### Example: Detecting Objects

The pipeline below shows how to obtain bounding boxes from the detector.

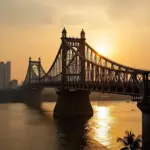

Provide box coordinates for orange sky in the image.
[1,0,150,83]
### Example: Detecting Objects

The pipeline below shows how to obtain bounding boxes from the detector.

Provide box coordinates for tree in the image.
[117,130,142,150]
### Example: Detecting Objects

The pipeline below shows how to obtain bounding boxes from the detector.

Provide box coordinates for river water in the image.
[0,101,141,150]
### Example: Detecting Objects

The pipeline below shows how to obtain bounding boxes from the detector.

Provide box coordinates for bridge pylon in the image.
[60,28,67,91]
[79,29,86,85]
[38,57,41,80]
[28,57,32,83]
[53,28,93,117]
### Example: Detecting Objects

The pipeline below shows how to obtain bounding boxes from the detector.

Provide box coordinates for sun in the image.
[93,36,112,56]
[94,42,112,56]
[96,45,107,55]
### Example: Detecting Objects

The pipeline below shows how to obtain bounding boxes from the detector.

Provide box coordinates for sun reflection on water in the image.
[90,106,115,148]
[97,107,109,119]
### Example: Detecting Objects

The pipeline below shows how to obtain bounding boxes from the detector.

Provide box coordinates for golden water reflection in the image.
[89,106,115,148]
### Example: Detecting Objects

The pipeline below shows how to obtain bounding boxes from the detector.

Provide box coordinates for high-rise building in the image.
[0,61,11,88]
[0,62,5,88]
[5,62,11,86]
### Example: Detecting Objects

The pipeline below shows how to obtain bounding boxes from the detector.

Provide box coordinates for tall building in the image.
[5,62,11,86]
[0,61,11,88]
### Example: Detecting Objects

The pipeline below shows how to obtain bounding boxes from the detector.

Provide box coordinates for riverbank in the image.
[0,89,131,103]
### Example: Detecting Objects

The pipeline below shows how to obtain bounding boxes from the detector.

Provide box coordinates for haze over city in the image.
[1,0,150,83]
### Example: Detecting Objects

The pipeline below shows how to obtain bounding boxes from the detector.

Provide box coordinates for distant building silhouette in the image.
[8,79,18,89]
[0,61,11,88]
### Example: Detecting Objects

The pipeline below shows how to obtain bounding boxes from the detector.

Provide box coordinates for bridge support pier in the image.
[54,90,93,117]
[137,101,150,150]
[21,88,43,110]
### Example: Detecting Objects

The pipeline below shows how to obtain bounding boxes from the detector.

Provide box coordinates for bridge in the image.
[21,28,150,149]
[22,28,150,114]
[23,28,150,94]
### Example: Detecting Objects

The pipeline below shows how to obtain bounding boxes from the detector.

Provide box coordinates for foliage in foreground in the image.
[117,130,142,150]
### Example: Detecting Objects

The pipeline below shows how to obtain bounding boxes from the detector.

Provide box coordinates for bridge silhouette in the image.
[23,28,150,98]
[20,28,150,149]
[21,28,150,115]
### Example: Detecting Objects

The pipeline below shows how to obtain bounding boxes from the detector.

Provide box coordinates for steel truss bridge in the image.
[23,28,150,102]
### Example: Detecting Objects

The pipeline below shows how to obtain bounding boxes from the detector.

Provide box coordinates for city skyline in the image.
[1,0,150,83]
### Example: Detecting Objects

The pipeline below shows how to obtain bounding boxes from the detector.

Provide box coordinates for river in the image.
[0,101,141,150]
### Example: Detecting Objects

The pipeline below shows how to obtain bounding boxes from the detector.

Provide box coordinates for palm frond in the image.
[135,135,142,141]
[118,131,142,149]
[133,135,142,148]
[123,130,135,145]
[117,137,128,146]
[125,130,135,137]
[125,130,130,136]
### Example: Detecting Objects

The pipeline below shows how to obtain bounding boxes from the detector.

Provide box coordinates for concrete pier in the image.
[54,90,93,117]
[21,87,43,110]
[137,101,150,150]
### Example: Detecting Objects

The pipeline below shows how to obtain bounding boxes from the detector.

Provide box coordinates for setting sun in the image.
[92,35,113,57]
[95,45,108,56]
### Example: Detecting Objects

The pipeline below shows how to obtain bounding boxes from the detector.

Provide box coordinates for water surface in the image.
[0,101,141,150]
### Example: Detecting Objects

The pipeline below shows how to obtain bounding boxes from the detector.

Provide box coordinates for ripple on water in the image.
[0,101,141,150]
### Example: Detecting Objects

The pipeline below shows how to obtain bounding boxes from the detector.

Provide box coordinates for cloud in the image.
[1,0,150,29]
[59,0,150,29]
[0,0,54,26]
[59,12,112,30]
[105,0,135,21]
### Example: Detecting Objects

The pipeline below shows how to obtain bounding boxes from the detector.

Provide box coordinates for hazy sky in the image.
[1,0,150,82]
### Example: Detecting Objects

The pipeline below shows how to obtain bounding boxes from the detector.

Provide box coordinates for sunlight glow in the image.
[93,35,113,56]
[95,45,108,56]
[97,106,109,119]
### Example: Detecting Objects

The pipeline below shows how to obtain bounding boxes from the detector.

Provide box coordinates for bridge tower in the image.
[61,28,67,90]
[28,57,32,83]
[38,57,41,81]
[53,28,93,117]
[79,29,86,85]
